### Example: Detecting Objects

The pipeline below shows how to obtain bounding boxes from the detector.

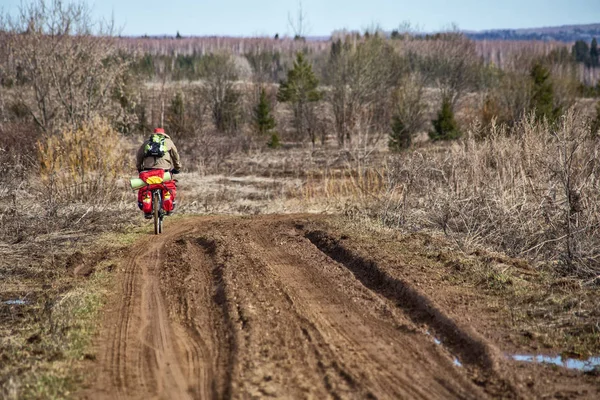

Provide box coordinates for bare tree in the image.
[325,35,400,147]
[389,72,426,150]
[422,34,480,108]
[200,53,242,134]
[288,0,310,40]
[1,0,131,132]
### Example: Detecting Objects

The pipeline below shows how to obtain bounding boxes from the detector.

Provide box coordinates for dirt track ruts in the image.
[86,215,523,399]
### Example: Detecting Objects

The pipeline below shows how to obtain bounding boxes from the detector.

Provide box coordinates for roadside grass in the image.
[0,225,146,400]
[18,270,109,400]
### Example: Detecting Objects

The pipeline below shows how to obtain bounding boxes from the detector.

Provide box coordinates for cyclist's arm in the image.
[136,145,145,171]
[169,142,182,171]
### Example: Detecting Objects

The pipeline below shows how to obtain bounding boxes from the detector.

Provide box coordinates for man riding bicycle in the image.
[136,128,182,219]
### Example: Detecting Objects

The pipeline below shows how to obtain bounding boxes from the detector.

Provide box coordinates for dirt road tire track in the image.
[86,215,525,399]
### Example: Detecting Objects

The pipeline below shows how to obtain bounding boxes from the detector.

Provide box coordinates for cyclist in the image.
[136,128,182,218]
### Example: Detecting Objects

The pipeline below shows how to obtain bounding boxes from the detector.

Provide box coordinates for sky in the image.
[0,0,599,37]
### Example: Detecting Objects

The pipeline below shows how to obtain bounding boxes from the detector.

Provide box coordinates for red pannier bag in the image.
[137,170,177,213]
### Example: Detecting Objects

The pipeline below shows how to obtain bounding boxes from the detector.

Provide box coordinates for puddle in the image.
[426,331,462,367]
[3,299,28,305]
[426,331,442,345]
[509,354,600,372]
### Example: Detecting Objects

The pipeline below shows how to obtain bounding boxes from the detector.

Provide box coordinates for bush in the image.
[389,115,410,150]
[253,87,276,137]
[267,132,281,149]
[530,63,560,123]
[429,97,461,141]
[2,0,131,132]
[37,117,130,205]
[278,52,322,144]
[378,109,600,278]
[200,53,243,134]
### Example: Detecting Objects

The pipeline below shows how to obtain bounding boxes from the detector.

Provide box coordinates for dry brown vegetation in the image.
[373,111,599,279]
[0,0,600,397]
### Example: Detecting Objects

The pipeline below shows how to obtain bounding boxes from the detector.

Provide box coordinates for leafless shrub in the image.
[389,72,427,149]
[374,109,600,278]
[423,34,481,108]
[36,117,130,208]
[182,132,252,174]
[0,120,41,211]
[478,67,534,129]
[199,53,243,134]
[325,35,400,147]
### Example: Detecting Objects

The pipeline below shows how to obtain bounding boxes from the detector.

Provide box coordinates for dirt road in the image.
[86,215,535,399]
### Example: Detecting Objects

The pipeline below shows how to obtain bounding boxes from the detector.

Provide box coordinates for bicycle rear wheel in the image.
[153,191,161,235]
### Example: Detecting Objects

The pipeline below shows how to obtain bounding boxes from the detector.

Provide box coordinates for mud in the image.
[84,215,600,399]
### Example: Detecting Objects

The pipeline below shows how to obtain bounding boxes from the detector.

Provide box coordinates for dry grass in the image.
[301,166,387,201]
[0,227,143,399]
[352,109,600,280]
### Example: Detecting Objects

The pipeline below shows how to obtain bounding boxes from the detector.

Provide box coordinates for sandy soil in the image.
[83,215,599,399]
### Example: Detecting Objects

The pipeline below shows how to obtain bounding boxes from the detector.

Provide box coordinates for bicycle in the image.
[131,170,177,235]
[150,186,165,235]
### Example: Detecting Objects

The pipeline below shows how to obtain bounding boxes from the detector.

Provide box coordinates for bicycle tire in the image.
[153,191,160,235]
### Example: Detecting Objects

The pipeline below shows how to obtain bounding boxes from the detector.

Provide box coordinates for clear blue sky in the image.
[1,0,599,36]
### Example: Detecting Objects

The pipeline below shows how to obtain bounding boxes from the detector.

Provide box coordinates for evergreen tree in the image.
[277,52,322,143]
[267,133,281,148]
[429,97,461,141]
[572,40,591,65]
[389,115,411,150]
[591,38,599,68]
[530,63,559,122]
[176,31,182,39]
[253,87,276,136]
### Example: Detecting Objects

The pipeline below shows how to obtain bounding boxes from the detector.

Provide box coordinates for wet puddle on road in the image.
[426,330,463,367]
[3,299,28,305]
[508,354,600,372]
[425,331,600,372]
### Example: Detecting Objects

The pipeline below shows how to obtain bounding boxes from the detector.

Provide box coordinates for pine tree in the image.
[591,38,599,68]
[429,97,461,141]
[572,40,591,65]
[267,133,281,148]
[530,63,559,122]
[277,52,322,143]
[253,87,276,136]
[389,115,411,150]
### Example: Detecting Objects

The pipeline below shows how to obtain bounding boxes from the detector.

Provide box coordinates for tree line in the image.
[572,38,599,68]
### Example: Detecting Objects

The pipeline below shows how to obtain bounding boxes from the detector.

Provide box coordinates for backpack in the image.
[144,134,167,158]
